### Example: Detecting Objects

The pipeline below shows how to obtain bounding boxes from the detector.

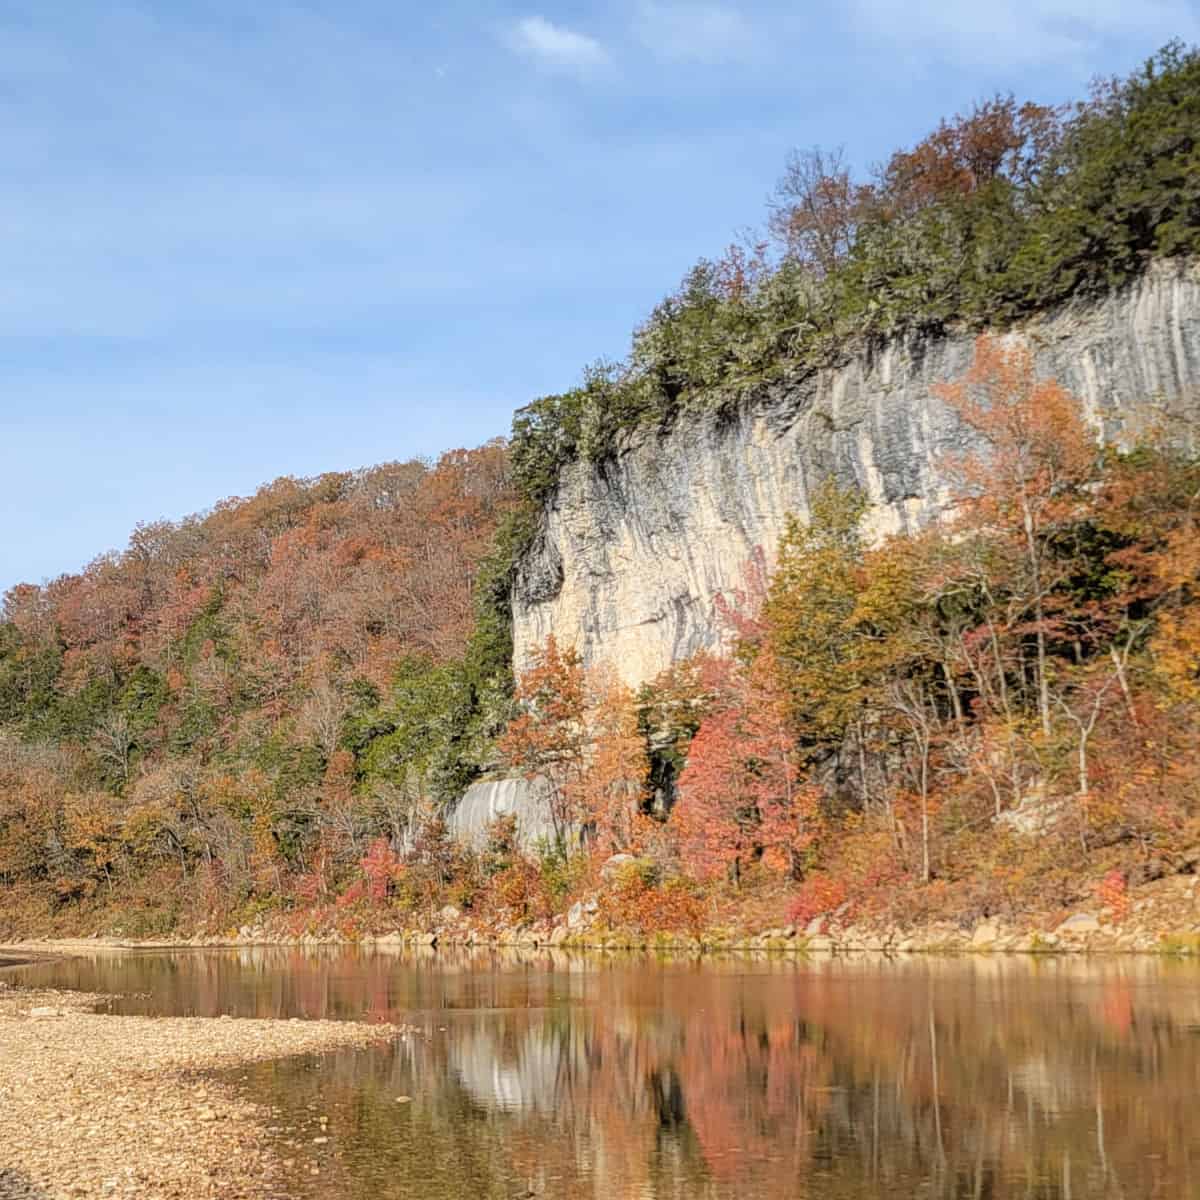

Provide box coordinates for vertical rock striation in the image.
[513,262,1200,688]
[447,776,561,850]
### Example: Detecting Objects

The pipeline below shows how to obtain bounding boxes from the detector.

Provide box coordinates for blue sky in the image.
[2,0,1196,594]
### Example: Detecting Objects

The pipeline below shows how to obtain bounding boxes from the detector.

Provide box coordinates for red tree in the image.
[672,650,816,884]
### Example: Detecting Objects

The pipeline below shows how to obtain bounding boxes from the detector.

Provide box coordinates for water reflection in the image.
[16,949,1200,1199]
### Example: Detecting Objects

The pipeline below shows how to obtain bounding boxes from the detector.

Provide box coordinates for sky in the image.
[1,0,1197,594]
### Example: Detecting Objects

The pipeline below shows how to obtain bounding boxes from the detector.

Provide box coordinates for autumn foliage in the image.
[492,337,1200,934]
[0,444,517,933]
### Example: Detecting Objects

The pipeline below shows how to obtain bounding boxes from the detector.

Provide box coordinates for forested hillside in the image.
[1,44,1198,940]
[0,445,516,931]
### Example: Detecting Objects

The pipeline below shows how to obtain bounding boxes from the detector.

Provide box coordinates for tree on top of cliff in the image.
[508,42,1199,502]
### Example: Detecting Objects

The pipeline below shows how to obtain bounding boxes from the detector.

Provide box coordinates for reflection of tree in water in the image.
[428,958,1200,1199]
[37,950,1200,1198]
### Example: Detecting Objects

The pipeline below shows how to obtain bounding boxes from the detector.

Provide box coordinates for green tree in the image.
[763,481,868,754]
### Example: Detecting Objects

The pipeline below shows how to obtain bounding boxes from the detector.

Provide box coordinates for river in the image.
[11,948,1200,1198]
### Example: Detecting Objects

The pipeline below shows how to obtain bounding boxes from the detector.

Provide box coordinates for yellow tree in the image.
[763,480,868,759]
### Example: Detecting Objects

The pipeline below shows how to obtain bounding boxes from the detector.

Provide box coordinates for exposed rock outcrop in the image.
[513,261,1200,687]
[447,776,560,850]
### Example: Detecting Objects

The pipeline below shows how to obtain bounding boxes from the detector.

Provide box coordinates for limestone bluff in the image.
[511,260,1200,689]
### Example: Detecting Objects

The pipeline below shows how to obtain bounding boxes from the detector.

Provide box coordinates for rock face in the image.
[446,776,561,850]
[513,261,1200,687]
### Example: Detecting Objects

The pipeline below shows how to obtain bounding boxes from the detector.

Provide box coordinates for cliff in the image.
[512,261,1200,687]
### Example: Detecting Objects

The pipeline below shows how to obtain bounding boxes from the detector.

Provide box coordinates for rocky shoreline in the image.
[0,973,405,1200]
[6,870,1199,961]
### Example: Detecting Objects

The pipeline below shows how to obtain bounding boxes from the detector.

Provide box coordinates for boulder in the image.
[971,921,1000,948]
[1057,912,1101,934]
[446,776,566,851]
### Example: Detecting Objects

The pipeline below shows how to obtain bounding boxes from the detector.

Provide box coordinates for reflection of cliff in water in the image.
[452,1022,581,1114]
[428,957,1200,1199]
[15,950,1200,1198]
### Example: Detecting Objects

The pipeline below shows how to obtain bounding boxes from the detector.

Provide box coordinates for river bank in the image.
[4,867,1200,960]
[0,971,404,1200]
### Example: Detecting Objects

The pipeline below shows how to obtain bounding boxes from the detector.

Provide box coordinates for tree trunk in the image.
[1022,493,1052,738]
[920,740,931,885]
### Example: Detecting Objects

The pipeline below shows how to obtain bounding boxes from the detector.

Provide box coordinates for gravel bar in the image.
[0,982,403,1199]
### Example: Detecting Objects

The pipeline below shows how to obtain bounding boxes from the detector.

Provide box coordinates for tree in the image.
[849,535,947,878]
[936,335,1096,738]
[299,674,349,760]
[92,711,134,787]
[499,636,588,848]
[763,481,868,757]
[673,649,815,884]
[877,96,1060,215]
[768,146,874,274]
[359,836,404,903]
[583,671,650,855]
[1052,627,1142,802]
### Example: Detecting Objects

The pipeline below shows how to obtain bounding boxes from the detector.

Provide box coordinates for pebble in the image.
[0,983,406,1199]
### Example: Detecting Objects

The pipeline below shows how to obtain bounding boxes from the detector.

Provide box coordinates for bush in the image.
[787,874,849,927]
[597,872,705,935]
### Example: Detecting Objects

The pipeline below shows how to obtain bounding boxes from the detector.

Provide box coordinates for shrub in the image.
[597,873,706,936]
[787,875,849,927]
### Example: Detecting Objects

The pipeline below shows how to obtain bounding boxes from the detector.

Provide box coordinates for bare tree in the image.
[888,679,936,883]
[768,146,870,275]
[1054,625,1145,801]
[300,677,349,760]
[93,712,134,785]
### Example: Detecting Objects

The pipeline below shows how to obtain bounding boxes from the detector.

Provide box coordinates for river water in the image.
[12,948,1200,1198]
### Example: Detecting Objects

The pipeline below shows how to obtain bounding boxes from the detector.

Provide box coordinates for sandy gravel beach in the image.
[0,973,401,1200]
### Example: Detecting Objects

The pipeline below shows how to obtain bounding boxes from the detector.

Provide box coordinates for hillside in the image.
[2,43,1199,943]
[0,446,516,931]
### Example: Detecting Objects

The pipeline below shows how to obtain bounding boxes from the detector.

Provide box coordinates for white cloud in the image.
[633,2,756,63]
[846,0,1199,68]
[505,15,609,72]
